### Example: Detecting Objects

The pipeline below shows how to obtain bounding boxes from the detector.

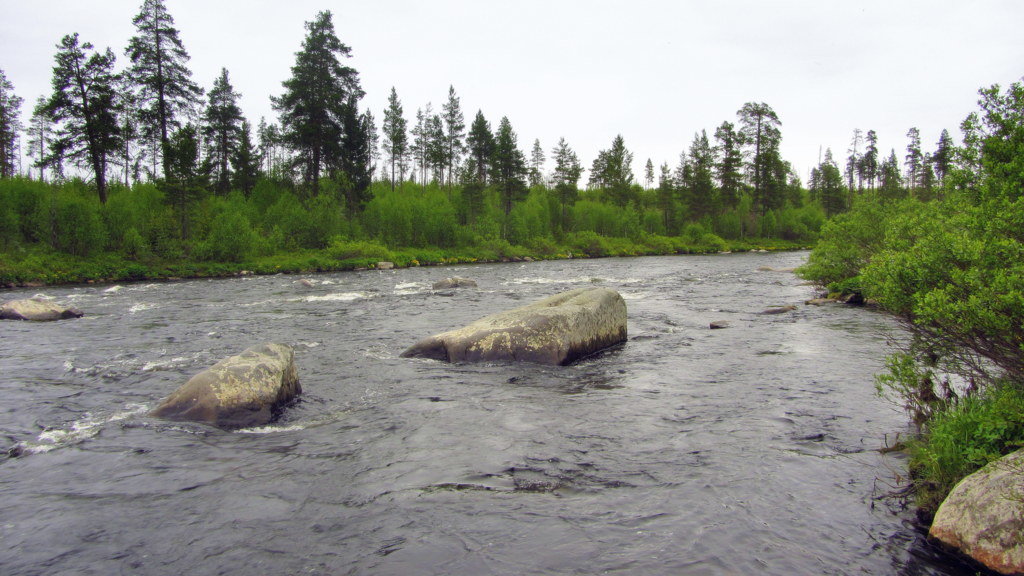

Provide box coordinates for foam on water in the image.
[298,292,371,303]
[14,404,150,455]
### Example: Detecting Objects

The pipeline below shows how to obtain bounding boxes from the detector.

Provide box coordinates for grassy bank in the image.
[0,236,808,289]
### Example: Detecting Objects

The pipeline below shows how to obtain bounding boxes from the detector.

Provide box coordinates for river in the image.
[0,251,982,575]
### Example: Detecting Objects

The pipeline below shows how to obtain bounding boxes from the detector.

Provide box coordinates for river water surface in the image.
[0,252,981,575]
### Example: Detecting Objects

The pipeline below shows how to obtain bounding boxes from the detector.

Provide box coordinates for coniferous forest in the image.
[0,2,914,286]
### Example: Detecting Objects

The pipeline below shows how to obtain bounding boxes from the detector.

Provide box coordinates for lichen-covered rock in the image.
[151,343,300,429]
[432,277,478,290]
[930,449,1024,575]
[1,298,83,321]
[402,287,627,365]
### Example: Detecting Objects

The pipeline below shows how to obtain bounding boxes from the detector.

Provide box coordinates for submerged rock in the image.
[402,287,627,365]
[709,321,731,329]
[805,298,838,306]
[758,305,797,315]
[930,449,1024,575]
[432,277,478,290]
[0,298,83,321]
[151,343,300,429]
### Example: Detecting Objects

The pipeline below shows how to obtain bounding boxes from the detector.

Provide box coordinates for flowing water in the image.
[0,252,982,575]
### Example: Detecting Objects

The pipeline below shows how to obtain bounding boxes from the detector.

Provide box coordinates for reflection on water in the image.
[0,252,980,575]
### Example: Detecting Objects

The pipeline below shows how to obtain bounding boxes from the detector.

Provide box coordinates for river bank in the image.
[0,237,809,289]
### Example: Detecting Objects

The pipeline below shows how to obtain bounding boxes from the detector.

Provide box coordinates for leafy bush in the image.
[908,382,1024,512]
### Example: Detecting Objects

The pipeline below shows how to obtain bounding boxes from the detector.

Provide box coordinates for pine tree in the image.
[466,110,494,184]
[644,158,654,189]
[381,87,408,189]
[26,97,52,181]
[125,0,204,180]
[491,116,527,217]
[231,120,259,194]
[0,68,23,179]
[426,112,445,184]
[713,120,744,209]
[409,104,431,187]
[202,68,244,194]
[529,138,545,187]
[441,85,465,188]
[845,128,863,193]
[737,102,782,216]
[271,10,362,195]
[45,34,121,203]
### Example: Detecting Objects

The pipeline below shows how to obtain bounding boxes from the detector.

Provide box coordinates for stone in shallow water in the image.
[0,298,83,321]
[151,343,300,429]
[402,287,627,366]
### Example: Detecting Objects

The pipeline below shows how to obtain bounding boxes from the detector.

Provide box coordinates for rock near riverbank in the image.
[0,297,83,321]
[402,287,627,365]
[930,448,1024,575]
[151,343,301,429]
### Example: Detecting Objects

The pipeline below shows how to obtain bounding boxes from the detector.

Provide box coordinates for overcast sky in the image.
[3,0,1023,182]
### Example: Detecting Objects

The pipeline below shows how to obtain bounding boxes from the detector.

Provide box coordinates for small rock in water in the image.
[432,277,477,290]
[298,279,314,288]
[709,321,731,329]
[758,305,797,315]
[377,261,395,270]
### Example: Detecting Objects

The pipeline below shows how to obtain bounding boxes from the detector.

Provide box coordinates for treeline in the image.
[808,126,957,217]
[799,79,1024,514]
[0,0,826,282]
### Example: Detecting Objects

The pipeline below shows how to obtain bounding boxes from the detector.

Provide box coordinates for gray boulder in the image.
[930,449,1024,575]
[402,287,627,365]
[709,320,731,329]
[432,277,478,290]
[1,297,83,321]
[151,343,300,429]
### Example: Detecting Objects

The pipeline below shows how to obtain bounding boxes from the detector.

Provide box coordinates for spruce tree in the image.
[686,130,716,220]
[231,120,259,194]
[644,158,654,189]
[441,85,465,188]
[593,135,635,206]
[529,138,545,187]
[125,0,204,180]
[466,110,494,184]
[860,130,879,189]
[713,121,744,209]
[932,128,954,186]
[382,87,408,189]
[905,127,923,190]
[551,137,582,229]
[491,116,527,217]
[0,68,23,179]
[203,68,244,194]
[272,10,363,195]
[45,34,121,203]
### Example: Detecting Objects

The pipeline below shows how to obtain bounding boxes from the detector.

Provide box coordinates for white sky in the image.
[2,0,1023,183]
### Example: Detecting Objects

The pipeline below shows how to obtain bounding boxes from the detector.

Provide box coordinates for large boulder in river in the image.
[151,343,300,429]
[402,287,627,365]
[929,448,1024,575]
[432,277,477,290]
[1,297,83,321]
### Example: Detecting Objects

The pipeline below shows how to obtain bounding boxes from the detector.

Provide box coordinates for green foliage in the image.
[907,382,1024,512]
[797,195,894,289]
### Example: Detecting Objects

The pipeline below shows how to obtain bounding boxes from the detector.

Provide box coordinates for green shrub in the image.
[908,382,1024,513]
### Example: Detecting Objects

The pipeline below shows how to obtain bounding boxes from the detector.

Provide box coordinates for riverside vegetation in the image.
[799,79,1024,518]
